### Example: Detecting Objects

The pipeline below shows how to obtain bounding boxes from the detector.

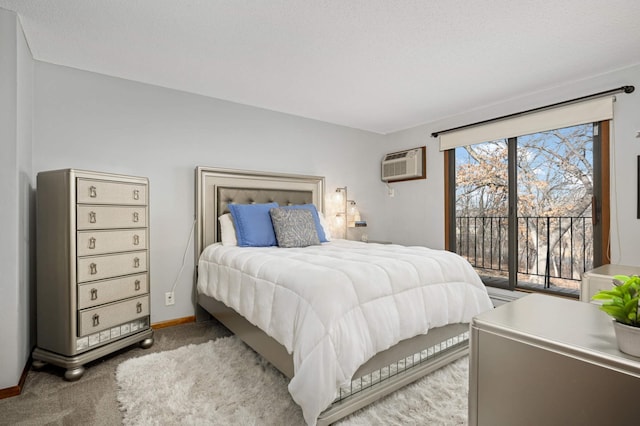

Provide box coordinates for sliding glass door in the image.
[449,122,608,296]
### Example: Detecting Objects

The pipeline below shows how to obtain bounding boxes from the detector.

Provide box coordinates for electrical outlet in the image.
[165,291,175,306]
[388,187,395,197]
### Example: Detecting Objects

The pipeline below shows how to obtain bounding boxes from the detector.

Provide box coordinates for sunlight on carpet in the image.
[116,336,468,425]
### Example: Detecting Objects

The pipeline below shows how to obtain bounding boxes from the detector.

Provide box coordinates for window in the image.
[444,120,610,296]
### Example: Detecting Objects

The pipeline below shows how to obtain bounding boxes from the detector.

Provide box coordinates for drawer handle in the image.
[134,279,141,291]
[89,186,97,198]
[90,288,98,300]
[133,212,139,223]
[89,237,96,250]
[133,189,140,200]
[133,257,140,268]
[92,314,100,327]
[133,234,140,245]
[90,263,98,275]
[89,211,97,224]
[136,302,143,314]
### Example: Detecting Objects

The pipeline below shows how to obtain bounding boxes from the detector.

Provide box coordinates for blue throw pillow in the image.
[282,204,328,242]
[228,202,279,247]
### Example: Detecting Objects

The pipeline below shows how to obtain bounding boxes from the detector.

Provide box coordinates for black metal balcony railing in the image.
[456,216,593,291]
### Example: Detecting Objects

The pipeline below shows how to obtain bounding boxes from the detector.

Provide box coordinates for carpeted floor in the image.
[0,320,231,425]
[2,320,469,425]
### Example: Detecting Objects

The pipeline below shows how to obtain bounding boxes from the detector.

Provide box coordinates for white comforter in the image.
[197,240,492,425]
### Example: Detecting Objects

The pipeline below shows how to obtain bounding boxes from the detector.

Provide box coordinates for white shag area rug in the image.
[116,336,468,425]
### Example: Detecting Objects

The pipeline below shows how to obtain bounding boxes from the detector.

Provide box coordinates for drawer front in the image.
[77,251,148,283]
[77,229,147,256]
[77,206,147,230]
[78,273,149,309]
[77,179,147,205]
[78,295,149,336]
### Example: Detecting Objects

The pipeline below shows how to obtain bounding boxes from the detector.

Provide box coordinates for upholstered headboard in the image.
[216,187,313,217]
[195,166,325,257]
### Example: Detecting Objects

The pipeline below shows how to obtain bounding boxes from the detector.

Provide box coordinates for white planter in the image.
[612,320,640,358]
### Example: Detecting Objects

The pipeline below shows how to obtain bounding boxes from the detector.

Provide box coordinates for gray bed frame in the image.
[194,166,469,425]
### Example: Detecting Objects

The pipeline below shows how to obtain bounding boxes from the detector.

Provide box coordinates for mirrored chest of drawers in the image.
[33,169,154,380]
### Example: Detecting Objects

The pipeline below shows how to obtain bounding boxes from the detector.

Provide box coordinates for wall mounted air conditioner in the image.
[381,146,426,182]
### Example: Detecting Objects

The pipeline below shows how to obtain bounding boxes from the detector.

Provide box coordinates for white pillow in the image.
[317,211,332,241]
[218,213,237,246]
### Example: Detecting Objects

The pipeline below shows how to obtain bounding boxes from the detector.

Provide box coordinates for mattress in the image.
[197,239,493,425]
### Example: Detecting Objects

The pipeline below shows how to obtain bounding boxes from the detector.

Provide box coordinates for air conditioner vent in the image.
[385,152,408,161]
[381,147,425,182]
[383,160,407,178]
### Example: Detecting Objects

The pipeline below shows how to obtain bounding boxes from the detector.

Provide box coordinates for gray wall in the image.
[0,8,34,390]
[381,64,640,267]
[32,61,389,328]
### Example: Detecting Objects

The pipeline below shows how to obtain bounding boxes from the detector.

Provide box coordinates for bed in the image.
[194,166,493,425]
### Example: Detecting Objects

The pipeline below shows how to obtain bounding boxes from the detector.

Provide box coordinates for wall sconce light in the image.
[331,187,366,240]
[347,200,360,228]
[334,187,347,239]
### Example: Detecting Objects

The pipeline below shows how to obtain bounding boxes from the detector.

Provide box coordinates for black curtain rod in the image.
[431,85,635,138]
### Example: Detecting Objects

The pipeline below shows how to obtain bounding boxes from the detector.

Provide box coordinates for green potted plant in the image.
[592,274,640,357]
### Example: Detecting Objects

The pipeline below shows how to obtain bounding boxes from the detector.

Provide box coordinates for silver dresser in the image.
[33,169,153,380]
[469,294,640,425]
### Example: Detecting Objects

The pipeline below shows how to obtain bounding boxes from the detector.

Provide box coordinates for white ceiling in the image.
[2,0,639,134]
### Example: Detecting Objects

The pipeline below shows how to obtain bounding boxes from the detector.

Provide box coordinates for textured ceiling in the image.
[1,0,639,134]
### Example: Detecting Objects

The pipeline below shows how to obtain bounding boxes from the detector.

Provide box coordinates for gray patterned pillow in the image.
[269,208,320,248]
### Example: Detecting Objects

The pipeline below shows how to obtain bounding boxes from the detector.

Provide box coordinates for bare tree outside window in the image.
[455,124,594,294]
